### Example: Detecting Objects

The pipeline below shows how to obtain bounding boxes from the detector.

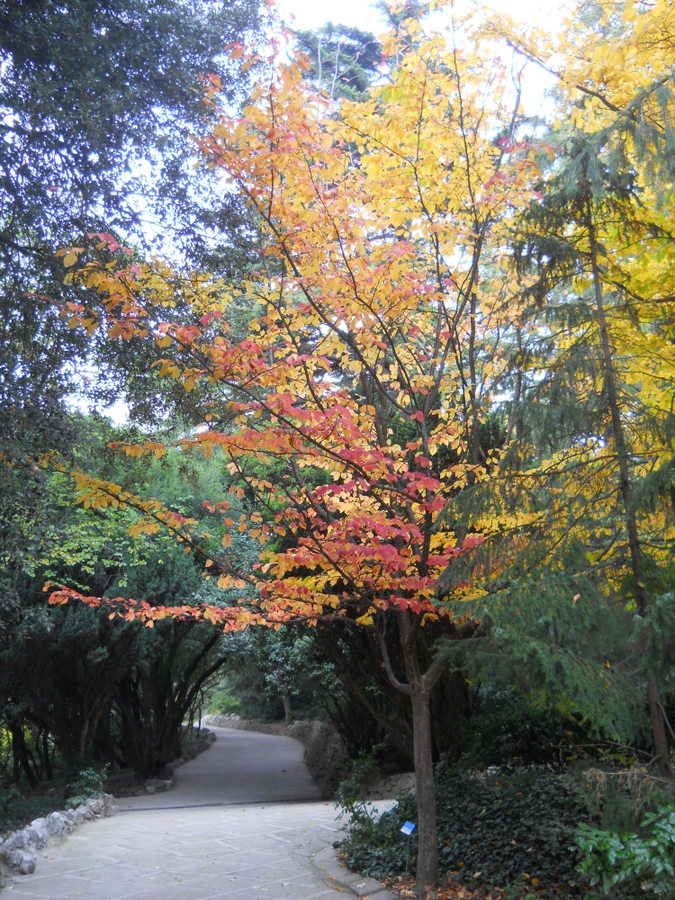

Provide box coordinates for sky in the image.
[273,0,572,113]
[272,0,573,119]
[275,0,389,34]
[274,0,572,35]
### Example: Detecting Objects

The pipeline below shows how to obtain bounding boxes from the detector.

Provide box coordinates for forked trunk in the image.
[378,611,446,897]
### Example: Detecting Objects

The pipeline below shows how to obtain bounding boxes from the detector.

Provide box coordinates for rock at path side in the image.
[0,793,118,888]
[144,778,174,795]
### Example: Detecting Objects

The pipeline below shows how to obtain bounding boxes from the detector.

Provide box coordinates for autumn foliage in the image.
[52,11,543,636]
[44,1,674,894]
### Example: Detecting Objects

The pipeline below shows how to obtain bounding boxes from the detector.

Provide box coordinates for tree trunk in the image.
[587,209,672,780]
[10,723,39,788]
[396,612,440,899]
[409,681,439,899]
[377,610,465,897]
[647,672,672,780]
[40,730,54,781]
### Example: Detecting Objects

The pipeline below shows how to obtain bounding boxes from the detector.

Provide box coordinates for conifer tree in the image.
[511,138,673,777]
[480,0,674,781]
[504,0,675,770]
[294,23,382,100]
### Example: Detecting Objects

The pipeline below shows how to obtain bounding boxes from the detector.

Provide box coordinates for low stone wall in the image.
[107,727,218,797]
[204,714,288,737]
[204,715,350,798]
[0,727,217,886]
[0,794,117,888]
[289,720,352,797]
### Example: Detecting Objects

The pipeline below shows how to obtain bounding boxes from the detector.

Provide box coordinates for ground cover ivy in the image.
[340,767,594,897]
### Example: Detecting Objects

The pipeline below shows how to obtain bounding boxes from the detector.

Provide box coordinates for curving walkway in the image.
[4,727,395,899]
[117,726,323,810]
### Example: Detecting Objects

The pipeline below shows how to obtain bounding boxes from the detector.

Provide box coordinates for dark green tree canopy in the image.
[0,0,261,237]
[294,23,381,100]
[0,0,263,442]
[0,0,263,639]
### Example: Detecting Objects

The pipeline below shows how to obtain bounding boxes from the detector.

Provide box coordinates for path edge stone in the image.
[0,794,117,888]
[0,727,216,888]
[311,845,398,899]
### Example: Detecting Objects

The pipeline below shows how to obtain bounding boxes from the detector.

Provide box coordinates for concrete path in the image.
[4,727,395,899]
[117,726,323,810]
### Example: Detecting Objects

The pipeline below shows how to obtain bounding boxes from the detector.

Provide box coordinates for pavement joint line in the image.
[118,797,336,812]
[4,727,398,899]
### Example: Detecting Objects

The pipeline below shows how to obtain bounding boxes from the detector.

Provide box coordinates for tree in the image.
[0,414,243,781]
[493,0,674,779]
[294,23,382,100]
[0,0,262,253]
[508,145,673,777]
[0,0,263,457]
[48,9,545,895]
[43,2,673,895]
[0,0,264,666]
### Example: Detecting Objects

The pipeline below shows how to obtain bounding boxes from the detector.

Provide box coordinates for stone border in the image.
[0,722,407,897]
[0,727,217,887]
[204,719,400,899]
[311,845,398,899]
[0,794,117,887]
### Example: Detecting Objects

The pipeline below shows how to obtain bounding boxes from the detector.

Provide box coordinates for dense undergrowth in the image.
[340,766,588,897]
[0,766,108,838]
[338,761,675,899]
[0,726,210,838]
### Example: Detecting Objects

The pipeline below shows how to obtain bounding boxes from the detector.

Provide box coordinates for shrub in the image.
[336,745,382,815]
[435,767,590,895]
[0,786,60,837]
[64,767,107,809]
[207,683,242,716]
[340,765,593,896]
[578,765,672,834]
[462,688,587,768]
[340,790,418,879]
[575,803,675,897]
[0,793,59,837]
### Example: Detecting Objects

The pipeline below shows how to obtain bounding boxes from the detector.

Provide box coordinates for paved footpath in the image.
[4,727,395,899]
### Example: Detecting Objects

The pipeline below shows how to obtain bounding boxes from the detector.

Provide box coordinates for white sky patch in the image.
[273,0,573,116]
[274,0,388,33]
[274,0,573,34]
